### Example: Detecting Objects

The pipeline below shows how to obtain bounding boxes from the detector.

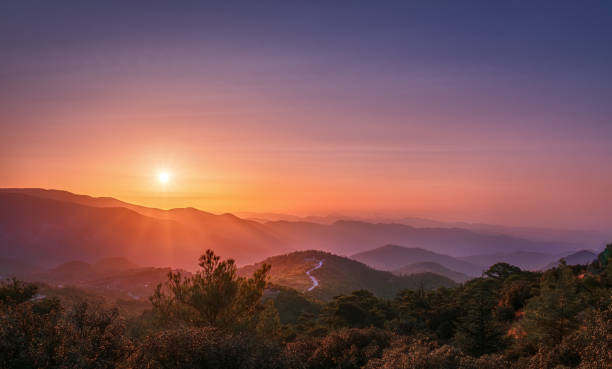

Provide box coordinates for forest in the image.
[1,246,611,369]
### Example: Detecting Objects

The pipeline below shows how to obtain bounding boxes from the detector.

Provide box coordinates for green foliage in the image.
[285,327,392,369]
[150,249,270,329]
[256,300,282,338]
[454,279,506,356]
[320,290,394,329]
[265,285,321,325]
[0,284,130,369]
[576,303,612,369]
[58,302,132,368]
[128,327,285,369]
[0,296,63,368]
[364,336,508,369]
[4,243,612,368]
[519,263,583,346]
[596,243,612,267]
[0,277,38,305]
[393,287,459,338]
[484,262,523,280]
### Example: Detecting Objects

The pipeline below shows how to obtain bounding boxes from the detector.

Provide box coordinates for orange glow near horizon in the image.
[2,128,610,231]
[1,117,611,232]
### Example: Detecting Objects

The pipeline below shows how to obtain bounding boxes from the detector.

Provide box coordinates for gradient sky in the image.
[1,1,611,230]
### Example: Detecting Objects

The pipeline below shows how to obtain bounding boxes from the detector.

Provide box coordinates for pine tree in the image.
[255,300,281,338]
[519,263,583,346]
[454,280,505,356]
[150,249,270,329]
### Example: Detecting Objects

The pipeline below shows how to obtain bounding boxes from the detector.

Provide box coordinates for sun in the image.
[158,171,170,183]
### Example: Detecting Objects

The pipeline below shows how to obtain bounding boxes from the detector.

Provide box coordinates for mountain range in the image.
[0,188,595,272]
[352,245,485,276]
[238,212,609,246]
[0,189,286,269]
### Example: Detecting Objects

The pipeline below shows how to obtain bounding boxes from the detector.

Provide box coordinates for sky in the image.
[1,1,611,230]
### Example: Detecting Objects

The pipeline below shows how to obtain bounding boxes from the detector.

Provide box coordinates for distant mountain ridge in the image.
[265,219,574,257]
[0,190,288,268]
[0,188,584,272]
[459,250,600,271]
[351,245,486,276]
[543,250,598,270]
[239,211,609,246]
[460,251,562,271]
[392,262,471,283]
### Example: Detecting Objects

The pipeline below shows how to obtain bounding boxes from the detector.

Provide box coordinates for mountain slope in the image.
[0,192,285,269]
[94,257,140,273]
[351,245,485,276]
[25,258,184,300]
[543,250,598,270]
[238,250,455,301]
[392,262,471,283]
[0,188,284,259]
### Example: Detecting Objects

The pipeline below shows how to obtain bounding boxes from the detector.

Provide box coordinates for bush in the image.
[286,327,392,369]
[365,336,508,369]
[128,327,285,369]
[0,297,130,369]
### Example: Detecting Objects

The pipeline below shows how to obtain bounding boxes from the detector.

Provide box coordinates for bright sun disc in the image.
[158,172,170,183]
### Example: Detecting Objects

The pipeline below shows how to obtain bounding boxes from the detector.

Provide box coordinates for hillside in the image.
[352,245,485,276]
[238,250,455,301]
[543,250,598,270]
[25,258,183,301]
[392,262,471,283]
[0,192,286,268]
[0,189,281,246]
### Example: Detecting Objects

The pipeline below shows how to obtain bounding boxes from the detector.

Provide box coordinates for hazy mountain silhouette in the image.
[543,250,598,270]
[265,220,573,257]
[351,245,485,276]
[0,188,583,272]
[459,251,561,271]
[93,257,140,273]
[0,192,286,269]
[0,188,283,255]
[459,249,600,271]
[240,210,607,247]
[392,262,471,283]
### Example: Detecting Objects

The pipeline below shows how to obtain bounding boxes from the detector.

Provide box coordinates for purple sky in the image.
[1,1,611,230]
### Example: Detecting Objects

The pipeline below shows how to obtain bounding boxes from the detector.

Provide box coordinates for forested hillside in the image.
[1,245,611,368]
[238,250,455,301]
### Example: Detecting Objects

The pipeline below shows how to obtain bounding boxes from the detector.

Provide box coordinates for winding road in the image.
[306,259,324,291]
